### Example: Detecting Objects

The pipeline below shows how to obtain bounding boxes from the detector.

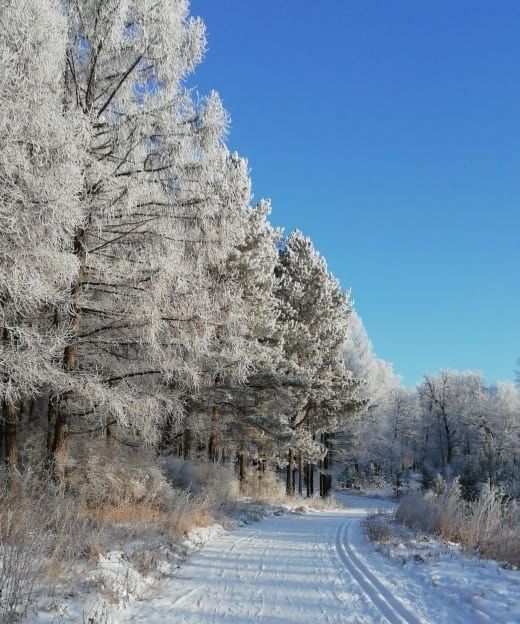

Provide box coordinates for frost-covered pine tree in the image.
[44,1,255,474]
[171,148,259,460]
[43,0,206,467]
[193,199,288,468]
[0,0,84,471]
[228,202,288,468]
[275,231,364,495]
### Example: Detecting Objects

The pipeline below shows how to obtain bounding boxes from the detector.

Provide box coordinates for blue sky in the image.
[189,0,520,387]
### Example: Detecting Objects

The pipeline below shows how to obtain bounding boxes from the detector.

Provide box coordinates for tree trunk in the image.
[286,448,294,495]
[306,462,312,497]
[208,405,220,462]
[19,397,30,420]
[441,407,454,466]
[2,328,18,473]
[183,427,192,460]
[46,395,57,466]
[3,400,18,471]
[62,259,84,372]
[50,239,85,477]
[52,414,69,455]
[105,421,114,447]
[239,447,248,483]
[52,412,69,484]
[298,452,303,496]
[158,414,173,455]
[29,396,38,422]
[0,418,4,464]
[208,374,222,461]
[320,433,333,497]
[436,414,446,470]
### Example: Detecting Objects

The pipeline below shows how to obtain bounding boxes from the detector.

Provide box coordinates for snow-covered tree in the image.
[177,199,290,474]
[0,0,85,471]
[415,371,520,496]
[418,370,485,471]
[338,309,402,486]
[198,199,284,463]
[274,231,364,495]
[486,382,520,494]
[342,309,400,405]
[42,1,254,475]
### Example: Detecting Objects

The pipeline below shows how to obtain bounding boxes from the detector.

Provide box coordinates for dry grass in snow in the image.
[395,479,520,567]
[1,451,343,623]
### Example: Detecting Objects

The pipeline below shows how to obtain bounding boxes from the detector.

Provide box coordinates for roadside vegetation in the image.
[364,477,519,568]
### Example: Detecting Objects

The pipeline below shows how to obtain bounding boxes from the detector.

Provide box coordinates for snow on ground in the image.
[117,491,519,623]
[27,493,520,623]
[126,509,386,623]
[360,506,520,623]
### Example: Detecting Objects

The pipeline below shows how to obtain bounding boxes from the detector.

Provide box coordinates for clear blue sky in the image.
[189,0,520,387]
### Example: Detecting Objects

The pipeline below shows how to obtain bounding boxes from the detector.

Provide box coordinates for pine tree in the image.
[0,0,85,473]
[45,1,254,474]
[275,231,364,495]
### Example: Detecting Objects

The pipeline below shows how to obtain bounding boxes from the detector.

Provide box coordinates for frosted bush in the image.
[395,491,439,533]
[240,469,286,503]
[396,479,520,566]
[69,448,173,508]
[163,457,239,503]
[0,471,83,622]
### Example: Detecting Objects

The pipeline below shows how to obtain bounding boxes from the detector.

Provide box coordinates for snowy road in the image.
[127,494,519,623]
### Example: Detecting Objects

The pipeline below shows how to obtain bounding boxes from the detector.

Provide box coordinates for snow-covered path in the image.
[127,495,519,624]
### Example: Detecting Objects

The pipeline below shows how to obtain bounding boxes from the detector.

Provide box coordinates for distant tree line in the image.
[339,316,520,498]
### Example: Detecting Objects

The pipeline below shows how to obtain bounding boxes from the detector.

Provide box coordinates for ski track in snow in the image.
[126,494,519,624]
[334,519,422,624]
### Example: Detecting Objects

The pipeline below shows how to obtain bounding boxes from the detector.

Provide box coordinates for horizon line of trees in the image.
[339,315,520,498]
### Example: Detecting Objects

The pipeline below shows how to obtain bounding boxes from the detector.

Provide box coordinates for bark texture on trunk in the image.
[320,433,332,497]
[306,462,313,498]
[105,421,114,447]
[62,257,85,372]
[298,453,303,496]
[46,396,58,466]
[3,400,18,471]
[208,406,220,462]
[0,419,4,463]
[19,398,30,420]
[50,237,85,480]
[2,328,18,473]
[208,374,222,462]
[441,407,454,466]
[286,448,294,495]
[183,427,192,460]
[51,412,69,484]
[239,448,248,483]
[52,414,69,455]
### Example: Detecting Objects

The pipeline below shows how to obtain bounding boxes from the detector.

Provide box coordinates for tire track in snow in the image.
[335,519,424,624]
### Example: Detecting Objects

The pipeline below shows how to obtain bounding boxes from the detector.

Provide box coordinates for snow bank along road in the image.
[128,494,518,623]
